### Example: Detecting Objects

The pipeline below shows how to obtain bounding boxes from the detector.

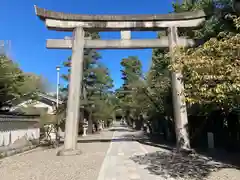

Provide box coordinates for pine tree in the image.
[61,32,114,133]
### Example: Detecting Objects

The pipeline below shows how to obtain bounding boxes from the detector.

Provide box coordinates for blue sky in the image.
[0,0,173,92]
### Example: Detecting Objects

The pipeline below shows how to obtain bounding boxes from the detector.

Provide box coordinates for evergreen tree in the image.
[0,54,46,107]
[60,32,114,132]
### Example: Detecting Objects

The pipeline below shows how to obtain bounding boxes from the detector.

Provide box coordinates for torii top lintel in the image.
[34,5,206,31]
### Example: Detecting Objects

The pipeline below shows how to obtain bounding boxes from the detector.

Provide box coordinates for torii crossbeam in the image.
[35,5,205,31]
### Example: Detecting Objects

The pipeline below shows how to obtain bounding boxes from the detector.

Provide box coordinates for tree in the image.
[145,0,240,151]
[146,31,172,116]
[116,56,145,125]
[92,93,117,124]
[18,73,47,95]
[85,64,113,133]
[171,17,240,112]
[0,54,47,107]
[173,0,236,42]
[61,31,114,132]
[139,32,174,141]
[169,0,240,111]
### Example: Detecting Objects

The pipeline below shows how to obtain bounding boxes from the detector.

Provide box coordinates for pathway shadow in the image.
[76,138,134,143]
[134,133,176,151]
[57,138,134,144]
[195,149,240,168]
[75,129,144,143]
[58,128,145,144]
[130,150,233,180]
[109,128,135,132]
[137,140,174,151]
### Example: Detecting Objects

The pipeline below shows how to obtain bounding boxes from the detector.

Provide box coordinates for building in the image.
[4,92,63,115]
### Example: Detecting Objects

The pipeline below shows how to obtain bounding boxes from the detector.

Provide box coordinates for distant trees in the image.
[0,54,47,108]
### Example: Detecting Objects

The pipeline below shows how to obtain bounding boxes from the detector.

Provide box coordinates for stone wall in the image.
[0,115,40,147]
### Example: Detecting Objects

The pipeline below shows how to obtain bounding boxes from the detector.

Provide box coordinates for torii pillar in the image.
[57,27,84,156]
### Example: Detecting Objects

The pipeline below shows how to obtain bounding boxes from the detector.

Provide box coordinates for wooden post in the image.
[57,27,85,156]
[168,26,190,151]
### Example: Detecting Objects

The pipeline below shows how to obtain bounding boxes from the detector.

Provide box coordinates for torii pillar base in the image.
[57,149,82,156]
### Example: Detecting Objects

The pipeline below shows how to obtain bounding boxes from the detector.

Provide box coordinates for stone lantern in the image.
[82,118,88,136]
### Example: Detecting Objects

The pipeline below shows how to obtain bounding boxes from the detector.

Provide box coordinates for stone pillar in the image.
[57,27,85,156]
[207,132,214,149]
[87,110,93,134]
[168,26,190,151]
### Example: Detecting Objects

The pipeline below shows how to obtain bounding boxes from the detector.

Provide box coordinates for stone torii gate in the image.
[35,5,206,156]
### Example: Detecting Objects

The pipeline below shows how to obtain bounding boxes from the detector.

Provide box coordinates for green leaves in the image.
[171,17,240,109]
[117,56,143,116]
[61,32,114,121]
[114,0,240,119]
[0,55,46,107]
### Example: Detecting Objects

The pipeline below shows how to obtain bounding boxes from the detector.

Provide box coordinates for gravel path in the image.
[0,130,113,180]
